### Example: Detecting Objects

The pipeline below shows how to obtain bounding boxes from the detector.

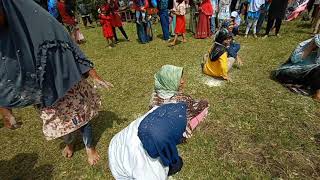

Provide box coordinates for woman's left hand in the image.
[94,79,114,89]
[302,40,317,59]
[88,69,114,89]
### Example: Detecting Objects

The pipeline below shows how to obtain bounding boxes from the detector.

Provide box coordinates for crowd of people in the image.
[30,0,294,46]
[2,0,320,179]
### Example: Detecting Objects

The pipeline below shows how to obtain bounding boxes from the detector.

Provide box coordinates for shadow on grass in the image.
[296,23,312,29]
[92,110,128,145]
[0,153,54,180]
[59,111,127,152]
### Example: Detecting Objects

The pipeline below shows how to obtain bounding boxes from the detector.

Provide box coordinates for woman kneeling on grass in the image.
[272,34,320,101]
[109,103,187,179]
[203,28,242,81]
[150,65,209,138]
[0,0,113,165]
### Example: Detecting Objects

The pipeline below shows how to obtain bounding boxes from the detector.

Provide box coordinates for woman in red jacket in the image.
[195,0,213,39]
[109,0,130,43]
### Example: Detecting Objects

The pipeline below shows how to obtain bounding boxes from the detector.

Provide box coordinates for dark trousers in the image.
[81,15,93,27]
[265,15,283,35]
[230,0,238,12]
[256,13,267,34]
[112,26,129,42]
[159,9,170,40]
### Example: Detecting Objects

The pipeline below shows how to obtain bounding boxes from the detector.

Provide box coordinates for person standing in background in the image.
[210,0,218,33]
[218,0,231,27]
[195,0,213,38]
[158,0,174,41]
[189,0,199,34]
[230,0,238,12]
[263,0,290,38]
[78,0,94,28]
[312,0,320,34]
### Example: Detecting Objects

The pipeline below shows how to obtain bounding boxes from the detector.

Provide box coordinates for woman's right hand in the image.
[302,40,317,59]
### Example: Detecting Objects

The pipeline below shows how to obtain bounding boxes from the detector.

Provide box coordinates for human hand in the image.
[225,77,232,83]
[236,58,243,67]
[88,69,114,89]
[94,79,114,89]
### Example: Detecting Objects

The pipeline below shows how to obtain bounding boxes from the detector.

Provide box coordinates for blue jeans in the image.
[210,16,216,33]
[227,42,240,58]
[159,9,170,40]
[63,123,93,148]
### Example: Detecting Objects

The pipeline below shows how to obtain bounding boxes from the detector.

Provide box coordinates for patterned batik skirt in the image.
[40,79,101,140]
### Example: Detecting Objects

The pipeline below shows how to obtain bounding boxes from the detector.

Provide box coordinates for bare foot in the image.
[86,147,100,166]
[62,144,74,158]
[313,90,320,102]
[3,115,21,130]
[182,39,187,43]
[169,42,176,46]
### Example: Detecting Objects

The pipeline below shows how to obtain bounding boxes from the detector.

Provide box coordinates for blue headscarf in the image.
[138,103,187,167]
[0,0,92,108]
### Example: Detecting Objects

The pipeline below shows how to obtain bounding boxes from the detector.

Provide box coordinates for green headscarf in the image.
[154,65,184,99]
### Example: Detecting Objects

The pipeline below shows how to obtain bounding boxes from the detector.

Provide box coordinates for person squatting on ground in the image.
[108,103,187,179]
[150,65,209,138]
[203,29,242,81]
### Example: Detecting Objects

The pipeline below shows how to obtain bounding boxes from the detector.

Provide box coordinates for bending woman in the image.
[109,103,186,179]
[272,35,320,101]
[150,65,209,138]
[0,0,113,165]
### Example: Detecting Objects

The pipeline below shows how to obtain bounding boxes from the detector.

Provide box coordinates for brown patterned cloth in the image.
[150,92,209,138]
[39,79,101,140]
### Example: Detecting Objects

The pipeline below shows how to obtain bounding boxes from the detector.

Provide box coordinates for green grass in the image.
[1,20,320,179]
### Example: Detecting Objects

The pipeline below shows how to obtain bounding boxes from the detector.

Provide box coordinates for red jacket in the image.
[133,0,149,11]
[57,2,76,25]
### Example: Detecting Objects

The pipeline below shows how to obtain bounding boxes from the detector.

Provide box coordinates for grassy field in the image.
[1,19,320,179]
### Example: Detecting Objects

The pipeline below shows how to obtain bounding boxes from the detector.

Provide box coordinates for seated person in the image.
[203,29,242,81]
[150,65,209,138]
[108,103,187,179]
[272,35,320,101]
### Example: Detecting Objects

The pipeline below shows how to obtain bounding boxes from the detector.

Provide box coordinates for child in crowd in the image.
[218,0,231,27]
[135,0,147,23]
[203,29,242,81]
[220,11,240,36]
[170,0,187,46]
[211,0,218,33]
[99,6,115,48]
[245,0,265,38]
[230,11,241,35]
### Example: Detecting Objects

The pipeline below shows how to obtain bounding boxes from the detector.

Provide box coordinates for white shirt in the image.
[108,107,169,180]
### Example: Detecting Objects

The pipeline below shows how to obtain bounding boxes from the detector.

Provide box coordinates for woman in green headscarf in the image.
[150,65,209,138]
